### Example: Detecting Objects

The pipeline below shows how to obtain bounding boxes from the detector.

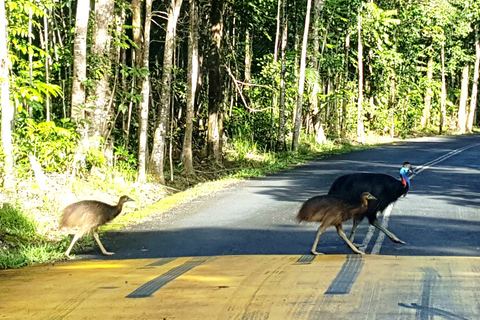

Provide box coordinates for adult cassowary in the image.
[328,162,414,244]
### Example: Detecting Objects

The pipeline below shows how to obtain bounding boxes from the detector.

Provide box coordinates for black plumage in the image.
[328,162,414,244]
[60,195,134,256]
[297,192,377,255]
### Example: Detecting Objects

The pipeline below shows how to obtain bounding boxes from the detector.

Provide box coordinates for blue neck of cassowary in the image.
[399,167,410,188]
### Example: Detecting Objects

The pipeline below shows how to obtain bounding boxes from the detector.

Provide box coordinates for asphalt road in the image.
[4,134,480,320]
[80,134,480,260]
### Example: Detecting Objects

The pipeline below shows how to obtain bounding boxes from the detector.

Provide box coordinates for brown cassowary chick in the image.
[60,195,134,256]
[297,192,376,255]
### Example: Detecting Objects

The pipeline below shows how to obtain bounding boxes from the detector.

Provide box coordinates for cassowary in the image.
[60,195,134,256]
[328,162,414,244]
[297,192,377,255]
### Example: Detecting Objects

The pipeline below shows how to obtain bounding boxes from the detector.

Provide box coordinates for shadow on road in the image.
[78,214,480,260]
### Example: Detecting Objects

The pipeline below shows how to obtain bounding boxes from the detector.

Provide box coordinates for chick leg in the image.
[65,232,82,256]
[311,224,328,255]
[93,231,115,255]
[336,224,364,254]
[349,216,362,242]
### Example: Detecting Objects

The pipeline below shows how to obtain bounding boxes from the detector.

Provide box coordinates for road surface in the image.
[1,134,480,319]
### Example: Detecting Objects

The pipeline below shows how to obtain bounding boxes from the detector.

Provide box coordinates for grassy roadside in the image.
[0,133,434,269]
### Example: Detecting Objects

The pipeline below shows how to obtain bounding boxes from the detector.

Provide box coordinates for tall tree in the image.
[150,0,183,183]
[182,0,199,177]
[421,56,433,127]
[87,0,115,142]
[207,0,224,164]
[439,42,446,134]
[356,7,365,143]
[138,0,153,183]
[277,0,288,151]
[292,0,312,152]
[467,24,479,133]
[0,0,13,189]
[71,0,90,124]
[458,65,469,133]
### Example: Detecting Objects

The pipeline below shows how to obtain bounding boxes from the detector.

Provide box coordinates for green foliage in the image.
[13,120,78,174]
[1,203,38,241]
[6,0,63,120]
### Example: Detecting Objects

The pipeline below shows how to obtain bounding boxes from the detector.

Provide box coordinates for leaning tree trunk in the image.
[137,0,153,183]
[150,0,182,184]
[182,0,199,177]
[207,0,224,165]
[421,56,433,128]
[71,0,90,125]
[467,25,479,133]
[0,0,13,190]
[356,9,365,143]
[292,0,312,152]
[87,0,115,143]
[458,65,469,133]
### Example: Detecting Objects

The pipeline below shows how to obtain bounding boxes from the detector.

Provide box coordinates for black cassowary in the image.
[60,195,134,256]
[328,162,414,244]
[297,192,377,255]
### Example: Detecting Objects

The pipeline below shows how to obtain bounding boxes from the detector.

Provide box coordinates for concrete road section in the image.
[1,254,478,319]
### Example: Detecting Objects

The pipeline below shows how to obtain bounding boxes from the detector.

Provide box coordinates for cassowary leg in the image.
[65,232,82,256]
[93,230,115,255]
[349,217,362,242]
[311,225,328,255]
[336,224,364,254]
[371,219,406,245]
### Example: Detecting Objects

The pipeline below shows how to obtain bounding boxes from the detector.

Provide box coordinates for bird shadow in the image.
[77,214,480,260]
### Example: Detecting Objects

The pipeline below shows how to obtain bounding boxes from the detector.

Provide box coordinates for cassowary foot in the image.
[311,250,324,256]
[391,237,406,245]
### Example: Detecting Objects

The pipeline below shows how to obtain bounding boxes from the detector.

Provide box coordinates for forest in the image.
[0,0,479,186]
[0,0,479,266]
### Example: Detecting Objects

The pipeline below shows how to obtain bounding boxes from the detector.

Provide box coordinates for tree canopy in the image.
[0,0,479,185]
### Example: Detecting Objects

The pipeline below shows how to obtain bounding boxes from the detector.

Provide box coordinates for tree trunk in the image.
[467,25,479,133]
[341,30,350,138]
[43,10,50,122]
[311,0,325,70]
[87,0,115,142]
[244,29,251,83]
[439,43,446,134]
[207,0,224,165]
[182,0,199,177]
[421,56,433,127]
[150,0,182,183]
[458,65,469,133]
[0,0,13,190]
[274,0,282,61]
[356,9,365,143]
[71,0,90,124]
[137,0,153,183]
[131,0,143,66]
[277,0,288,151]
[292,0,312,152]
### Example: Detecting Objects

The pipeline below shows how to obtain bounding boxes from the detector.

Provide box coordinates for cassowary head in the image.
[399,162,414,188]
